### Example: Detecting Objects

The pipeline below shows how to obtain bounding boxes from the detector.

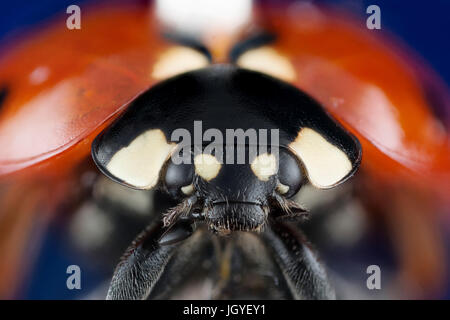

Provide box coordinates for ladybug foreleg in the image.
[106,216,198,300]
[260,220,335,300]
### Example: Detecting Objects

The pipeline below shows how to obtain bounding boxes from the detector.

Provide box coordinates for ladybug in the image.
[0,1,448,299]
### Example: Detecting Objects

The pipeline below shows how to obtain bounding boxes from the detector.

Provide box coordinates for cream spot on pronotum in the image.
[194,154,222,181]
[152,46,209,79]
[106,129,176,189]
[250,153,277,181]
[289,128,352,189]
[236,47,296,82]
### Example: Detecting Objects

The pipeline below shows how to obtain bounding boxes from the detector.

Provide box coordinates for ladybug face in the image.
[172,150,279,233]
[192,147,310,233]
[92,64,361,234]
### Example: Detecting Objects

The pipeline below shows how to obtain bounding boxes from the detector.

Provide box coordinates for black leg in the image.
[106,219,195,300]
[260,220,335,300]
[148,228,216,299]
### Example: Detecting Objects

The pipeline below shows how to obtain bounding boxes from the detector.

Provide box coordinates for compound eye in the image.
[277,149,304,198]
[164,160,195,198]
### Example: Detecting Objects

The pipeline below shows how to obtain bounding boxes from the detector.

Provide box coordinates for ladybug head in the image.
[161,144,307,234]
